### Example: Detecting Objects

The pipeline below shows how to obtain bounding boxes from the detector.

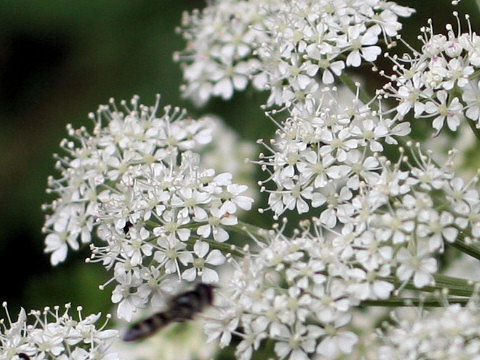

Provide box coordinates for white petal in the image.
[206,249,226,265]
[197,224,211,238]
[235,196,254,210]
[202,268,219,283]
[346,50,361,67]
[213,227,229,242]
[214,78,234,99]
[51,244,68,265]
[194,240,209,257]
[182,268,197,282]
[373,281,394,299]
[413,271,432,288]
[361,46,381,61]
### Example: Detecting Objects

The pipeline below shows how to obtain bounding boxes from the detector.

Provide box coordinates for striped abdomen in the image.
[122,283,216,342]
[122,312,172,342]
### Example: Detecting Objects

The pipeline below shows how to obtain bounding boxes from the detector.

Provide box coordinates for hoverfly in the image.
[122,282,216,342]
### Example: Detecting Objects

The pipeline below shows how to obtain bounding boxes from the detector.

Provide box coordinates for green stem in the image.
[232,221,270,241]
[434,273,478,288]
[382,273,479,297]
[471,69,480,80]
[361,296,470,307]
[186,235,245,257]
[451,235,480,262]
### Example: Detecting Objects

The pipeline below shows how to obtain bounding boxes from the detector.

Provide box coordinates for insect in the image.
[122,282,216,342]
[18,354,30,360]
[122,220,133,234]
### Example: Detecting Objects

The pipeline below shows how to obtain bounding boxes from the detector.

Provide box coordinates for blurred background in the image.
[0,0,479,330]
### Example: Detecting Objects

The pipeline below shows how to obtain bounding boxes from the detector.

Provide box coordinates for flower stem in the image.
[361,296,469,307]
[232,221,270,241]
[382,273,479,297]
[338,72,376,109]
[451,234,480,261]
[187,235,245,257]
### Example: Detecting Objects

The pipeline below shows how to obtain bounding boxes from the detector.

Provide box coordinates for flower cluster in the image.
[257,88,410,218]
[173,1,480,358]
[43,95,212,265]
[258,85,480,288]
[94,151,252,320]
[42,96,253,321]
[253,0,413,108]
[384,15,480,133]
[0,303,118,360]
[371,302,480,360]
[176,0,414,107]
[204,146,480,359]
[205,224,363,360]
[175,0,268,105]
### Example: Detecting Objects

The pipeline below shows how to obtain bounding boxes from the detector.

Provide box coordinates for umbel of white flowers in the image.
[371,300,480,359]
[175,0,414,106]
[0,303,118,360]
[42,95,253,322]
[27,0,480,359]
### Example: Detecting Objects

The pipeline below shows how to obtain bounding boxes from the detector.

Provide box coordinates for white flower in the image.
[154,237,193,276]
[343,25,382,67]
[211,61,250,100]
[43,96,215,264]
[417,210,458,251]
[442,58,473,90]
[425,91,463,132]
[348,267,394,300]
[204,309,239,347]
[306,46,345,84]
[281,181,314,214]
[316,319,358,358]
[0,304,119,360]
[396,247,437,288]
[372,303,480,360]
[45,96,253,317]
[463,80,480,123]
[44,211,80,266]
[221,184,254,213]
[182,241,225,283]
[394,74,428,117]
[274,324,317,360]
[197,207,237,242]
[384,22,480,134]
[176,0,413,107]
[111,271,149,321]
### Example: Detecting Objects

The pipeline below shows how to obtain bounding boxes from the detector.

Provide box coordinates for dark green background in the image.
[0,0,478,321]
